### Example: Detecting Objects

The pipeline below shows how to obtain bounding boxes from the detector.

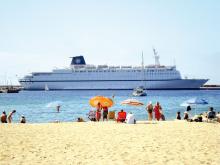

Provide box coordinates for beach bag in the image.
[161,114,165,121]
[194,115,202,122]
[108,111,115,120]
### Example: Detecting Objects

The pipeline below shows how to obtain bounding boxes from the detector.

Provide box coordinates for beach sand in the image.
[0,121,220,165]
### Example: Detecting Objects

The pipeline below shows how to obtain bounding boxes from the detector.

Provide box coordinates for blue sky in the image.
[0,0,219,84]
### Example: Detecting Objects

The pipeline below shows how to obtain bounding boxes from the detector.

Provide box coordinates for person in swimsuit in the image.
[154,102,161,121]
[96,102,102,122]
[7,110,16,123]
[102,106,108,121]
[1,111,7,123]
[146,101,153,121]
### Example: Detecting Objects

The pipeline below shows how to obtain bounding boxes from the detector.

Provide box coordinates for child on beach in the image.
[77,117,85,122]
[176,111,181,120]
[20,115,26,123]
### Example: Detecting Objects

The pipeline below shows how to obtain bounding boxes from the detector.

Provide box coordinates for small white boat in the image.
[132,86,147,97]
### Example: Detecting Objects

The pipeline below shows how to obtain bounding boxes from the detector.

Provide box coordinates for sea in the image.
[0,90,220,123]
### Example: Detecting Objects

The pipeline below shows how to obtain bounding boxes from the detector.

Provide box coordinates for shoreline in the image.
[2,119,219,124]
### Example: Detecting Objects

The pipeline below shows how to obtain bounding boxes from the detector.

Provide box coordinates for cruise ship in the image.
[19,50,208,90]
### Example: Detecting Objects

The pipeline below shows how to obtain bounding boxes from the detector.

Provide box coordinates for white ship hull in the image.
[19,79,208,90]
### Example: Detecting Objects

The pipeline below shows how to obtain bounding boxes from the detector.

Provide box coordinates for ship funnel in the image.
[70,56,86,65]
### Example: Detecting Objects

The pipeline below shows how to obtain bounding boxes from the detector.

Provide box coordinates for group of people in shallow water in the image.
[0,110,26,124]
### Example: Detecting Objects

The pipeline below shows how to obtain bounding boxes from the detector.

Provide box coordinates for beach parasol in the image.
[121,99,144,106]
[89,96,114,108]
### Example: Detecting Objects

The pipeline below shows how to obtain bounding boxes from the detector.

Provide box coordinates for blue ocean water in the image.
[0,90,220,123]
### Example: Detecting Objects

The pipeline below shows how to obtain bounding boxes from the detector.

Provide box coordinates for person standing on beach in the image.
[176,111,181,120]
[146,101,153,121]
[154,102,161,121]
[102,106,108,121]
[96,102,102,122]
[20,115,26,123]
[1,111,7,123]
[7,110,16,123]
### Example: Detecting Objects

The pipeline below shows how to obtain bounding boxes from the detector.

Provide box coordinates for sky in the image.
[0,0,219,85]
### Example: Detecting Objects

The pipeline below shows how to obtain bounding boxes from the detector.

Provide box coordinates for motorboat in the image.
[132,86,147,96]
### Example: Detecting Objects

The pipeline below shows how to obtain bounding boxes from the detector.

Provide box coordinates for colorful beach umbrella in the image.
[121,99,144,106]
[89,96,114,108]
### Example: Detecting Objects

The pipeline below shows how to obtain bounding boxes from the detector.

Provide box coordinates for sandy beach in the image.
[0,121,220,165]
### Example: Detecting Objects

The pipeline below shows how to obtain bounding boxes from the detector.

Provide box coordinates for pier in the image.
[0,85,22,93]
[200,85,220,90]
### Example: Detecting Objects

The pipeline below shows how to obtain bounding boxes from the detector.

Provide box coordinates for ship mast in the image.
[141,51,146,89]
[141,51,144,70]
[153,48,160,67]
